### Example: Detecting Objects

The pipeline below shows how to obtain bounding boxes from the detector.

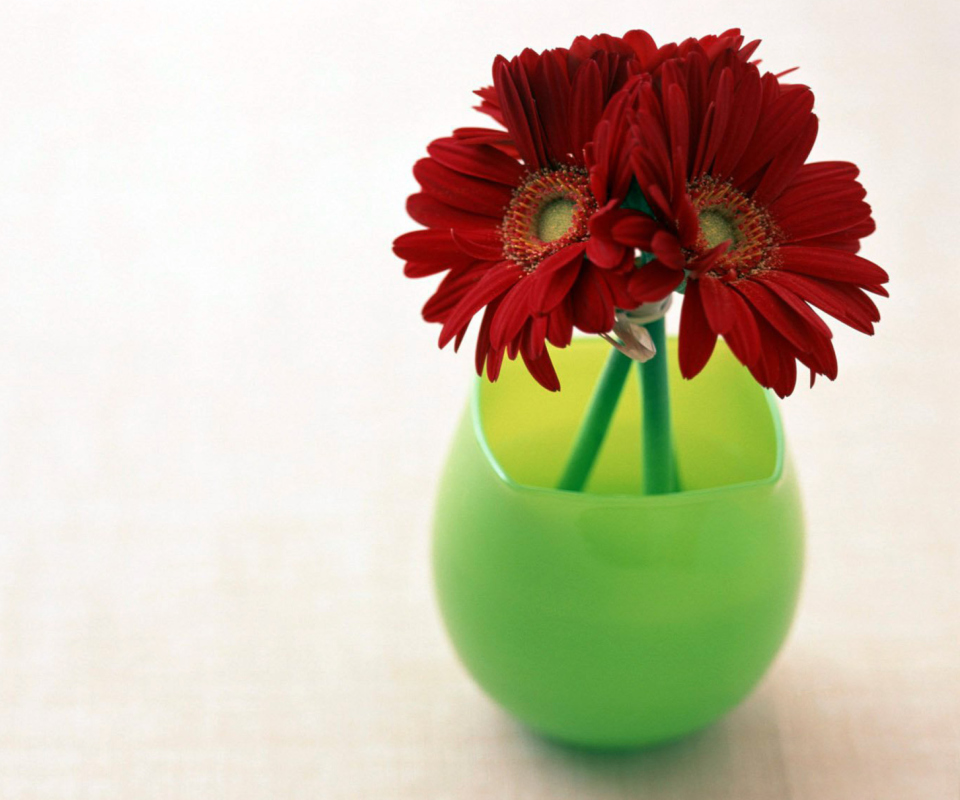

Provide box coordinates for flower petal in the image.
[520,347,560,391]
[650,230,686,270]
[710,66,762,179]
[698,274,738,333]
[439,263,523,347]
[760,270,880,334]
[721,288,761,366]
[427,138,524,186]
[570,267,615,333]
[451,228,504,261]
[490,276,537,349]
[678,280,718,378]
[779,246,889,285]
[628,260,684,302]
[529,245,585,313]
[423,267,485,323]
[494,56,549,169]
[413,158,512,217]
[406,193,499,231]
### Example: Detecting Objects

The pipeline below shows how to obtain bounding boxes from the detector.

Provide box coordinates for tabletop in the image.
[0,2,956,798]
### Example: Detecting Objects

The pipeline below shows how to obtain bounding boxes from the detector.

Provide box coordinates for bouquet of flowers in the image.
[395,29,888,496]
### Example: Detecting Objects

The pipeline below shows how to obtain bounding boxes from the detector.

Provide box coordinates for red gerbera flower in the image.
[395,45,650,391]
[614,46,888,396]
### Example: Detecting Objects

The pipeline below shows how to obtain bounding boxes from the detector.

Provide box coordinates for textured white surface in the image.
[0,2,957,798]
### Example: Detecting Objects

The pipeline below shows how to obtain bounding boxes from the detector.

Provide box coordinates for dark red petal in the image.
[485,344,506,381]
[522,315,549,359]
[755,273,833,340]
[628,260,683,302]
[423,266,486,323]
[775,193,873,243]
[589,203,659,252]
[570,267,615,333]
[451,228,504,261]
[779,246,889,285]
[790,160,859,187]
[681,51,708,149]
[735,280,836,380]
[568,57,604,157]
[393,228,456,261]
[602,268,640,309]
[520,347,560,392]
[721,289,761,366]
[698,274,738,333]
[472,84,503,125]
[427,138,524,186]
[453,323,470,352]
[406,193,499,231]
[769,350,798,397]
[494,56,549,169]
[801,215,876,252]
[610,213,661,248]
[694,67,733,176]
[474,299,500,375]
[733,86,815,184]
[678,280,718,379]
[760,271,879,334]
[413,158,512,218]
[546,297,574,348]
[710,67,762,179]
[530,245,585,312]
[453,126,516,151]
[751,114,819,206]
[795,332,838,381]
[532,51,572,160]
[439,263,523,347]
[396,228,476,277]
[769,175,866,220]
[735,279,813,352]
[586,234,627,269]
[686,241,729,275]
[642,181,676,225]
[404,258,473,279]
[650,230,686,270]
[752,316,797,397]
[623,30,660,65]
[663,82,690,178]
[490,276,536,349]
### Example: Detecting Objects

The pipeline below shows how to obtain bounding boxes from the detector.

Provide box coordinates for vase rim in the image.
[470,341,787,505]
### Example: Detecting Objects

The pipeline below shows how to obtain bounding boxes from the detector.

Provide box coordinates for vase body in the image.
[432,338,804,750]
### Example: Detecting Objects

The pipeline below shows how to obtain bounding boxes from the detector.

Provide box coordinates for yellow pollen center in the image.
[699,208,740,252]
[536,198,576,243]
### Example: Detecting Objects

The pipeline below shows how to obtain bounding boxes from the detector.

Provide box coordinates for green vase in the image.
[432,337,804,750]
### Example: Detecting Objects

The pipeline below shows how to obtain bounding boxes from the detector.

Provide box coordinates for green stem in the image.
[556,348,632,492]
[638,317,678,494]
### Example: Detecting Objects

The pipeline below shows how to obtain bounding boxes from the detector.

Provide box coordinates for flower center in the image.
[502,166,597,271]
[688,177,782,279]
[537,198,577,243]
[698,208,741,252]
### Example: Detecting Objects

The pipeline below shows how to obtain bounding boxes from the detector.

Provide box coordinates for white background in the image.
[0,1,956,797]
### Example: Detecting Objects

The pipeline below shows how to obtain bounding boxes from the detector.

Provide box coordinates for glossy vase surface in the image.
[433,338,804,749]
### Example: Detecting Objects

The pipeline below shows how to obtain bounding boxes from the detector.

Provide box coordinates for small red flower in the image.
[395,44,648,391]
[612,46,888,396]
